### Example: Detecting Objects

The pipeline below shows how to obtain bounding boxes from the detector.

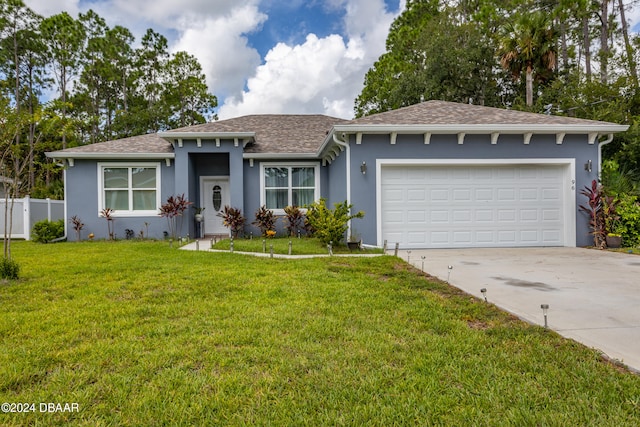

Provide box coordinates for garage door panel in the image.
[430,189,449,201]
[381,164,567,248]
[520,209,538,221]
[431,211,449,222]
[407,189,426,201]
[453,210,472,222]
[475,188,494,201]
[431,231,449,244]
[453,189,471,201]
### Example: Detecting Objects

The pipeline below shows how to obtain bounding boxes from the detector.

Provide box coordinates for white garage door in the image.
[380,164,569,248]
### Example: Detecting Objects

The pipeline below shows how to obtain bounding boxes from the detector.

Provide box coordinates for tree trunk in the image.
[600,0,610,84]
[617,0,638,88]
[583,16,592,81]
[526,65,533,107]
[560,20,568,71]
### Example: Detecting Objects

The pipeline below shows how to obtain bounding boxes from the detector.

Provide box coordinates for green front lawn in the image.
[1,241,639,426]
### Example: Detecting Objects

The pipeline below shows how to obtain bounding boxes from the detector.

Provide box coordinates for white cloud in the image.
[22,0,80,16]
[171,5,267,100]
[219,0,401,119]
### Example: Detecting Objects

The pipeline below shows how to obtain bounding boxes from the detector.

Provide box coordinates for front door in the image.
[201,178,230,235]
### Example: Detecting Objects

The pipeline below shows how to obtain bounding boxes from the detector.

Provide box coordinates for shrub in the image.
[579,180,606,248]
[100,208,115,240]
[252,205,277,236]
[616,194,640,246]
[70,215,84,241]
[284,205,304,236]
[0,257,19,279]
[217,206,246,238]
[305,199,364,245]
[159,194,193,240]
[32,219,65,243]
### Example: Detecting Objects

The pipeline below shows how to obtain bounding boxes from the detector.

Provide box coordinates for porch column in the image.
[228,150,244,212]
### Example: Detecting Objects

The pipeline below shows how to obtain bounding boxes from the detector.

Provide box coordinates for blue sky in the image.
[24,0,404,119]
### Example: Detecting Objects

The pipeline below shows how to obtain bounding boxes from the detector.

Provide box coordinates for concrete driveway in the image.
[394,247,640,373]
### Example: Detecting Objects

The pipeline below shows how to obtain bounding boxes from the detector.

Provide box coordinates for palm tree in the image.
[498,12,558,107]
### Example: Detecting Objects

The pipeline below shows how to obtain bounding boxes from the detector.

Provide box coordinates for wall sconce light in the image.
[360,161,367,175]
[584,159,592,172]
[540,304,549,328]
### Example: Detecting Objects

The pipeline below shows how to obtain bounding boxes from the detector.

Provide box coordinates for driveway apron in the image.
[394,247,640,373]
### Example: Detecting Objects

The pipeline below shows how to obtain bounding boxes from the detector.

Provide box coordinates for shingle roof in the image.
[47,101,627,159]
[49,132,172,155]
[166,114,348,154]
[348,100,618,126]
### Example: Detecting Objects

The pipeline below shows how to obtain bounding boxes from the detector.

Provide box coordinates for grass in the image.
[211,236,384,255]
[0,240,639,426]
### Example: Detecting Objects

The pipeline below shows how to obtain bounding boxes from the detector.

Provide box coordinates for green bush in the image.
[0,257,19,279]
[305,199,364,245]
[616,194,640,247]
[32,219,65,243]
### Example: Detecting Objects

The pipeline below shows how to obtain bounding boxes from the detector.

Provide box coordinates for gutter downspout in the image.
[51,166,68,242]
[598,133,614,181]
[332,132,352,233]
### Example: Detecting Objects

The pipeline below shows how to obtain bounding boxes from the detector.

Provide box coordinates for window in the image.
[99,163,161,215]
[262,163,319,211]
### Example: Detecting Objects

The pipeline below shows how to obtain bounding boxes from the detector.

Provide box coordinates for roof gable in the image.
[165,114,348,154]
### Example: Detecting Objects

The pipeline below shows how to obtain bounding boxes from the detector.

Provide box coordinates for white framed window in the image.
[260,162,320,212]
[98,162,161,216]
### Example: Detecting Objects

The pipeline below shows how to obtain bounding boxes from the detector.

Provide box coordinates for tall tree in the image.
[616,0,638,88]
[40,11,85,148]
[0,0,47,191]
[134,29,170,133]
[355,1,502,117]
[498,11,558,107]
[165,51,217,127]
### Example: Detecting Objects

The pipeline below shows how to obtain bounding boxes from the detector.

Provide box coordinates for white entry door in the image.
[201,178,230,235]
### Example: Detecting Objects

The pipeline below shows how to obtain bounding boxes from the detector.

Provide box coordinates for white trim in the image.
[97,162,161,217]
[244,153,319,159]
[46,152,174,160]
[375,158,576,248]
[332,123,628,134]
[259,161,320,214]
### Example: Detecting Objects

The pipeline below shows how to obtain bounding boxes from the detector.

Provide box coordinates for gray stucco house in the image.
[46,100,628,248]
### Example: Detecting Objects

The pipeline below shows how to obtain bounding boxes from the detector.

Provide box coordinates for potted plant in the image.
[603,196,622,248]
[605,233,622,248]
[193,206,205,223]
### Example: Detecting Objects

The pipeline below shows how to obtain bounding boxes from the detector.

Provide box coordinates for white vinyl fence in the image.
[0,196,64,240]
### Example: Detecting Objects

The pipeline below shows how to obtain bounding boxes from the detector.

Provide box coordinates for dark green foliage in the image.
[217,206,246,238]
[252,205,276,236]
[0,257,19,279]
[31,219,65,243]
[305,199,364,245]
[283,205,304,237]
[615,195,640,247]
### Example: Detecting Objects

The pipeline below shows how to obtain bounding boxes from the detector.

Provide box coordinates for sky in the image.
[22,0,406,120]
